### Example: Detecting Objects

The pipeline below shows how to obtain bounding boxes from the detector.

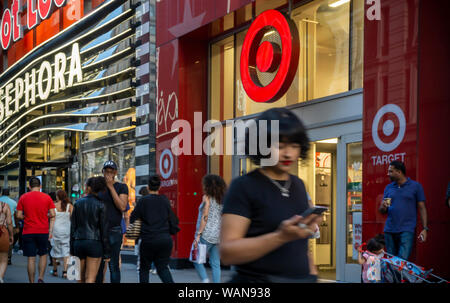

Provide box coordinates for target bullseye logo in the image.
[159,148,174,179]
[240,10,299,103]
[372,104,406,152]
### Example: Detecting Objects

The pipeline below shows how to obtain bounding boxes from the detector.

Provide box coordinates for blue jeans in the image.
[193,237,221,283]
[95,228,123,283]
[384,232,414,260]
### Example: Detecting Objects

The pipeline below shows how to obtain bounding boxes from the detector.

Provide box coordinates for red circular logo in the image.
[240,10,299,103]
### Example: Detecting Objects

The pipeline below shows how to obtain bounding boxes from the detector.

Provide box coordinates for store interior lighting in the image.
[317,138,338,144]
[329,0,350,8]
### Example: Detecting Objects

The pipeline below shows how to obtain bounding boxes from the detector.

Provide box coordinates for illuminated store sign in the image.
[1,0,67,50]
[0,0,136,163]
[240,9,299,103]
[0,42,82,123]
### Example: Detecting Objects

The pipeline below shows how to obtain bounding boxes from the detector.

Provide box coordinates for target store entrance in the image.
[207,0,364,282]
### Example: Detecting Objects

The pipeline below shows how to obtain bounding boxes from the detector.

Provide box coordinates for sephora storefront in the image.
[0,0,150,218]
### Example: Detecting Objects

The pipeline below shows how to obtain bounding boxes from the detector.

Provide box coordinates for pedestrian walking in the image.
[134,186,151,278]
[95,160,129,283]
[51,190,73,278]
[119,203,131,271]
[130,175,179,283]
[47,192,56,269]
[358,234,385,283]
[379,161,428,260]
[16,177,56,283]
[192,174,226,283]
[0,187,18,265]
[220,108,322,283]
[0,198,14,283]
[70,177,110,283]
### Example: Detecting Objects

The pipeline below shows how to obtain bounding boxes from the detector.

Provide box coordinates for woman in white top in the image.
[192,174,227,283]
[51,190,73,278]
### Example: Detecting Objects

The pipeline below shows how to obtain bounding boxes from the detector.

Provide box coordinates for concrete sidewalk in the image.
[3,251,233,283]
[3,250,336,283]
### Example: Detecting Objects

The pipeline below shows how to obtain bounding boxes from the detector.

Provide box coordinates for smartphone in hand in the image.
[300,206,328,218]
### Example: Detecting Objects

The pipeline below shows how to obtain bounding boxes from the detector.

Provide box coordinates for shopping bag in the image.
[125,219,142,240]
[189,242,207,264]
[66,256,81,281]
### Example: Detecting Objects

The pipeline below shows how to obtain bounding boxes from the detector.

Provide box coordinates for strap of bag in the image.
[0,202,7,226]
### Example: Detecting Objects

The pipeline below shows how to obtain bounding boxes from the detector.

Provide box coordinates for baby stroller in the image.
[380,252,448,283]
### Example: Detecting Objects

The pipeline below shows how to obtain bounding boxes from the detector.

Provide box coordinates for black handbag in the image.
[168,208,180,235]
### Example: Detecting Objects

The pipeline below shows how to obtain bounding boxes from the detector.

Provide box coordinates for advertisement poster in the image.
[352,211,362,260]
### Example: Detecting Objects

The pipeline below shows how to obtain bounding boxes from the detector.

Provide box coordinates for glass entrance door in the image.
[29,166,68,194]
[336,133,363,282]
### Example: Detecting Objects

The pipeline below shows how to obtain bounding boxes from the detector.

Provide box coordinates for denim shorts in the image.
[73,240,103,259]
[23,234,49,257]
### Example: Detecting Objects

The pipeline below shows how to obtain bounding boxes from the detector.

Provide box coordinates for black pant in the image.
[139,237,174,283]
[95,227,123,283]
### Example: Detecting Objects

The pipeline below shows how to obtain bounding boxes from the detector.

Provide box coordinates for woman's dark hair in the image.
[202,174,227,205]
[148,175,161,191]
[367,234,385,253]
[245,107,310,165]
[86,176,107,194]
[56,189,70,212]
[389,160,406,175]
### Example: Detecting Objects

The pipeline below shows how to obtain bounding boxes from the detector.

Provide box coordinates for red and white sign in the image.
[1,0,67,50]
[240,9,299,103]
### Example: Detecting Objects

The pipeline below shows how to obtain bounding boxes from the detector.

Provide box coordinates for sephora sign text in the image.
[1,0,67,50]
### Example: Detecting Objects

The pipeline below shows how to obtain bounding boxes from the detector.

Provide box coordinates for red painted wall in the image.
[156,0,253,47]
[156,33,209,259]
[363,0,450,279]
[176,34,208,258]
[415,0,450,278]
[156,40,180,257]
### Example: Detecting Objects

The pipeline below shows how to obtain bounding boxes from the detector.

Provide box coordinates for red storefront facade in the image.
[157,0,449,281]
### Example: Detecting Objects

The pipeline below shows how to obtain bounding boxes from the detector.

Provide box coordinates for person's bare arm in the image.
[358,251,366,265]
[417,201,428,242]
[379,199,388,214]
[16,209,24,220]
[48,208,56,240]
[195,196,210,245]
[105,176,128,212]
[220,213,321,265]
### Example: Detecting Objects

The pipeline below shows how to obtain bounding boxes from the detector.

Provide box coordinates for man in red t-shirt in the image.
[17,177,56,283]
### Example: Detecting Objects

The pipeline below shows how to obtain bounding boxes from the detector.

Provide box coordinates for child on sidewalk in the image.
[358,234,385,283]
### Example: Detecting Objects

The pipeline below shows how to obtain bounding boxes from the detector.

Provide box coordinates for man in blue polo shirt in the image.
[379,161,428,260]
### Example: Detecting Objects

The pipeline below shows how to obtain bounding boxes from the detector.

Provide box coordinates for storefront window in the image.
[211,0,364,119]
[210,36,235,122]
[48,131,71,161]
[0,169,19,200]
[351,0,364,89]
[82,149,108,182]
[346,142,362,264]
